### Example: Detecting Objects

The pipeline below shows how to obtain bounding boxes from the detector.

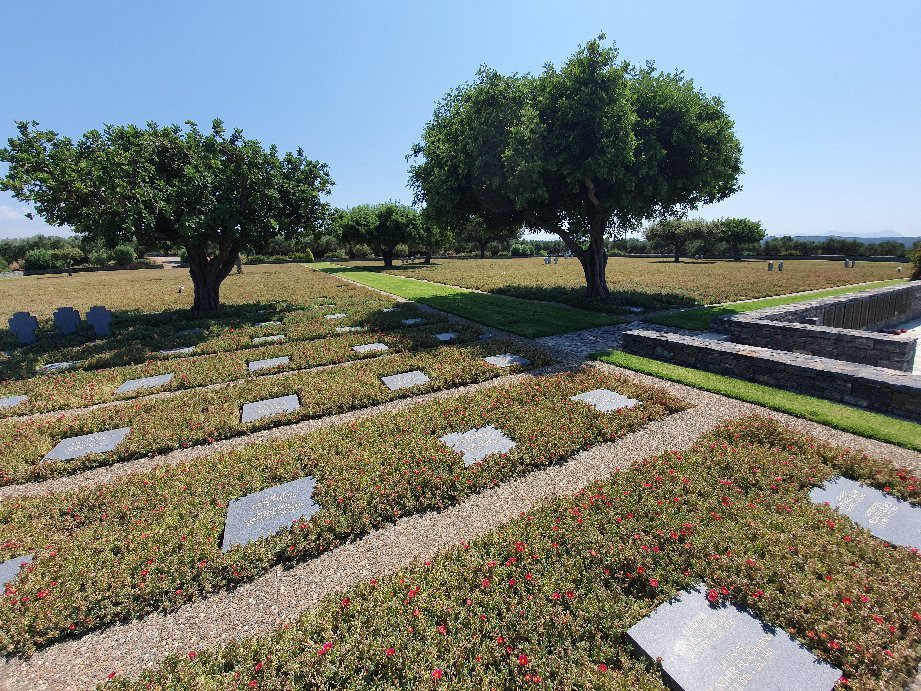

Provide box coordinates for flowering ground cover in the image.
[0,323,478,417]
[112,417,921,690]
[0,340,549,486]
[0,368,686,654]
[371,257,901,312]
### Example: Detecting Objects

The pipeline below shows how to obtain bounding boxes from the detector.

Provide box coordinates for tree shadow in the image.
[483,284,698,313]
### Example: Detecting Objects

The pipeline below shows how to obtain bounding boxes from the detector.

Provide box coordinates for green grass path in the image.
[315,264,622,338]
[599,350,921,451]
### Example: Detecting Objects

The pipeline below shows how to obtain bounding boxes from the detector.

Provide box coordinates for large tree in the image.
[714,217,765,261]
[644,218,713,262]
[1,119,332,312]
[338,202,421,267]
[456,215,520,259]
[409,36,742,299]
[415,207,455,264]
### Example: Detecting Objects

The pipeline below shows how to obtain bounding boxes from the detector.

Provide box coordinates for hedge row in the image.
[0,369,687,654]
[114,417,921,690]
[0,340,548,486]
[0,323,477,417]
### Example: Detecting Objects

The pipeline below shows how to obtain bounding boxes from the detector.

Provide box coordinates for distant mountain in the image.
[766,235,921,248]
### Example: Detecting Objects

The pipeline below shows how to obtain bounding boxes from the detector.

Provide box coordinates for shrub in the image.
[510,243,534,257]
[394,243,409,258]
[111,243,137,265]
[909,241,921,281]
[0,255,8,272]
[292,249,314,263]
[351,243,372,259]
[88,249,110,267]
[23,248,52,269]
[178,247,189,264]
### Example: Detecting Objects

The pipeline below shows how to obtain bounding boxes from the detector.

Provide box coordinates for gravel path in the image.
[2,368,918,690]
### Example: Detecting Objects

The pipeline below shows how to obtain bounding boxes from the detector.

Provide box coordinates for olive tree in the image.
[337,202,421,267]
[410,36,742,299]
[1,119,332,312]
[715,217,765,261]
[644,218,714,262]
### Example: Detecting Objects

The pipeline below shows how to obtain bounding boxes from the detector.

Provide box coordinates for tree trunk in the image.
[424,248,432,264]
[576,240,609,299]
[732,243,742,262]
[382,249,394,268]
[478,241,486,259]
[187,246,239,314]
[673,245,681,263]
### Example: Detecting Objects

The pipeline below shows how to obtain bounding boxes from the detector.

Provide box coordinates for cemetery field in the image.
[113,416,921,690]
[368,257,903,312]
[0,369,685,654]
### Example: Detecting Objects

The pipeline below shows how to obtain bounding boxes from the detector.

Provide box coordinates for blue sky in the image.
[1,0,919,239]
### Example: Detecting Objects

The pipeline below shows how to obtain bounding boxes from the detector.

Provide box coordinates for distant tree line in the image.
[0,234,142,272]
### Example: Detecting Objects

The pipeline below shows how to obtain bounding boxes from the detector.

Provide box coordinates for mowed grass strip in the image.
[599,351,921,451]
[644,279,908,330]
[115,417,921,690]
[0,369,686,654]
[0,323,477,417]
[0,340,550,486]
[317,264,622,338]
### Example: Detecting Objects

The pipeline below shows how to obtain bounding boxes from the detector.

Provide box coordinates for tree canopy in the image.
[336,202,421,267]
[715,217,766,261]
[0,119,332,312]
[409,35,742,299]
[644,218,715,262]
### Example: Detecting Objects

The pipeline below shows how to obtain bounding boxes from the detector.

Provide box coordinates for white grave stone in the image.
[221,476,319,551]
[440,425,516,465]
[116,373,174,394]
[381,370,430,390]
[484,353,530,368]
[0,395,28,409]
[433,332,458,342]
[44,427,131,461]
[402,318,424,326]
[253,334,285,345]
[325,313,347,320]
[352,342,389,354]
[241,394,300,423]
[256,321,281,327]
[0,554,33,588]
[336,326,363,333]
[248,356,290,372]
[571,389,639,412]
[40,361,81,373]
[159,346,195,356]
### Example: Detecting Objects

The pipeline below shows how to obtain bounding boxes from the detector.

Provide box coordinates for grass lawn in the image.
[316,264,622,338]
[644,279,908,330]
[361,257,903,312]
[599,350,921,451]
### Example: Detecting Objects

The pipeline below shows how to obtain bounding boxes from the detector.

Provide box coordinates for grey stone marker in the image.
[571,388,639,413]
[9,312,38,345]
[352,342,389,354]
[116,373,174,394]
[433,332,458,342]
[221,476,319,551]
[241,394,300,423]
[811,476,921,549]
[0,395,28,409]
[627,585,841,691]
[336,326,363,333]
[86,306,113,337]
[768,261,774,271]
[52,307,81,335]
[382,307,399,312]
[0,554,33,588]
[440,425,516,466]
[159,346,195,356]
[40,360,80,373]
[381,370,430,390]
[252,334,285,345]
[324,313,347,320]
[256,320,281,327]
[248,356,290,373]
[484,353,531,368]
[44,427,131,461]
[402,318,424,326]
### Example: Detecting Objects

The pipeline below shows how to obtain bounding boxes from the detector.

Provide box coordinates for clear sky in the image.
[1,0,919,239]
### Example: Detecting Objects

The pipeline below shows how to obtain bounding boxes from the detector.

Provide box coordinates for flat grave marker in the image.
[44,427,131,462]
[402,318,424,326]
[241,394,300,423]
[325,313,347,320]
[252,334,285,345]
[571,388,639,412]
[627,584,842,691]
[256,320,281,327]
[116,373,174,394]
[177,327,205,337]
[336,326,363,333]
[484,353,530,368]
[52,307,81,334]
[221,476,319,551]
[439,425,516,465]
[40,360,81,373]
[0,554,33,588]
[382,307,399,313]
[158,346,195,356]
[248,356,290,373]
[381,370,430,391]
[810,476,921,549]
[86,306,113,337]
[9,312,38,345]
[352,342,389,354]
[0,395,28,409]
[433,332,458,342]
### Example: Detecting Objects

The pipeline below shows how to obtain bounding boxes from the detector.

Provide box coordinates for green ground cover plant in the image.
[599,352,921,451]
[316,265,622,337]
[0,368,685,654]
[0,323,477,416]
[114,417,921,690]
[644,279,907,330]
[0,340,549,486]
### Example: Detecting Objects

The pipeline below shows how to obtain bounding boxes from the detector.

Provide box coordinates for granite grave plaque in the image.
[402,318,424,326]
[810,476,921,549]
[382,307,399,312]
[159,346,195,356]
[484,353,531,368]
[571,389,639,412]
[626,585,841,691]
[381,370,430,390]
[325,313,347,320]
[256,320,281,327]
[241,394,300,423]
[252,334,285,345]
[440,425,516,465]
[86,306,113,337]
[0,554,33,588]
[40,360,81,373]
[221,476,319,551]
[336,326,363,333]
[9,312,38,345]
[0,395,28,409]
[433,332,458,342]
[44,427,131,461]
[352,342,389,354]
[248,356,290,372]
[52,307,81,334]
[116,373,174,394]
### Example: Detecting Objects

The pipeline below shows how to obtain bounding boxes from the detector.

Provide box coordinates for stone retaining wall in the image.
[621,329,921,422]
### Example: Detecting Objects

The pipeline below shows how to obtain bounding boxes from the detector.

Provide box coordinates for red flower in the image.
[386,647,396,657]
[432,668,444,680]
[341,598,350,608]
[707,589,719,603]
[598,663,608,672]
[518,654,530,666]
[649,579,659,588]
[188,651,197,660]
